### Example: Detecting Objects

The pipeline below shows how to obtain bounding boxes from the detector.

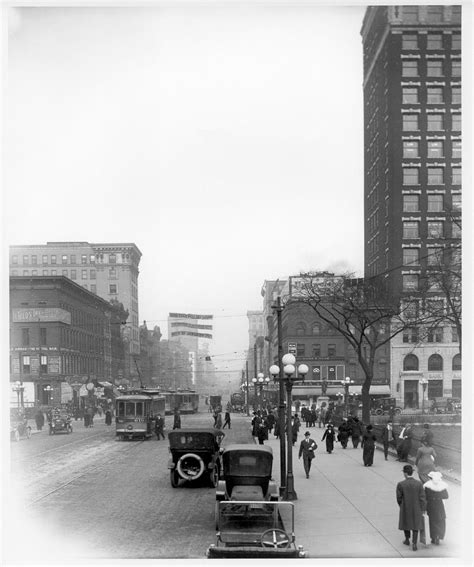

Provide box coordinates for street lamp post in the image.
[341,377,355,417]
[12,381,25,409]
[419,378,428,414]
[270,354,309,501]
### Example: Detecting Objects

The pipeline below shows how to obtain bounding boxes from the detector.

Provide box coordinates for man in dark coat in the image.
[350,417,363,448]
[396,464,426,551]
[298,431,318,478]
[173,409,181,430]
[155,414,165,439]
[34,408,45,431]
[361,424,377,466]
[105,409,112,426]
[381,420,395,460]
[397,424,414,462]
[337,418,350,448]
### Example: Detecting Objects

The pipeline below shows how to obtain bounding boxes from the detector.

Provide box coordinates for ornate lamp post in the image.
[270,354,309,501]
[341,377,355,417]
[419,378,428,414]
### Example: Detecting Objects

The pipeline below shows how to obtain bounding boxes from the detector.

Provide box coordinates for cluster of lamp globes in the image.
[269,353,309,381]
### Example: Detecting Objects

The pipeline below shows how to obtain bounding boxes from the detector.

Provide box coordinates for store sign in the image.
[12,308,71,325]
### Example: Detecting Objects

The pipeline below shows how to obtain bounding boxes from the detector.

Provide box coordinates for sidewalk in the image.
[261,426,466,559]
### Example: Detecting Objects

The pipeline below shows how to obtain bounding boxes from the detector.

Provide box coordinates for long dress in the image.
[415,445,437,483]
[361,431,377,466]
[322,427,335,453]
[423,484,449,542]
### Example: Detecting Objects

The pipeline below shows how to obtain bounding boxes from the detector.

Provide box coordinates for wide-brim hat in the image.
[428,471,442,480]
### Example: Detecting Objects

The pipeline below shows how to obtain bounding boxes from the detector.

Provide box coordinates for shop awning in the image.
[349,385,391,396]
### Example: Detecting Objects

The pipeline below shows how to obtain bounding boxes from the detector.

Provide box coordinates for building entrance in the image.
[404,380,419,409]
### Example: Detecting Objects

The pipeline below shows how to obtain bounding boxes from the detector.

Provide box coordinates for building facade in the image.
[10,276,125,407]
[9,241,142,381]
[361,5,462,406]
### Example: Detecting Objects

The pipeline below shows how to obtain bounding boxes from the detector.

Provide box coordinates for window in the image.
[403,354,419,371]
[109,284,117,294]
[42,269,48,276]
[403,221,419,239]
[427,221,444,238]
[327,344,336,357]
[452,34,461,50]
[40,327,47,345]
[427,114,444,131]
[427,33,443,50]
[22,355,31,374]
[312,344,321,358]
[427,86,444,104]
[90,269,96,279]
[451,59,461,77]
[451,86,461,104]
[90,255,95,264]
[402,60,418,77]
[82,270,87,280]
[452,167,461,185]
[427,60,443,77]
[81,255,87,264]
[452,222,461,239]
[109,267,117,279]
[31,255,37,265]
[42,255,48,264]
[70,255,76,264]
[452,193,461,211]
[427,140,444,158]
[51,255,57,264]
[403,248,419,266]
[70,269,77,280]
[109,253,116,264]
[62,269,68,277]
[452,353,461,370]
[12,255,18,264]
[402,114,419,131]
[403,274,419,291]
[403,140,419,158]
[427,167,444,185]
[51,269,57,276]
[403,195,419,212]
[402,87,419,104]
[21,328,30,346]
[428,354,443,370]
[427,194,444,212]
[427,328,443,343]
[23,255,29,265]
[312,324,321,335]
[295,323,306,336]
[40,355,48,373]
[452,140,461,157]
[296,343,305,357]
[23,270,29,276]
[402,34,418,50]
[403,6,419,23]
[427,6,443,22]
[451,113,461,131]
[91,284,96,294]
[403,168,419,185]
[62,255,68,264]
[451,327,459,343]
[403,327,419,343]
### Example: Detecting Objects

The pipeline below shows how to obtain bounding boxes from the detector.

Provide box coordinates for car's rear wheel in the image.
[170,469,180,488]
[26,427,32,439]
[394,408,402,415]
[209,465,219,488]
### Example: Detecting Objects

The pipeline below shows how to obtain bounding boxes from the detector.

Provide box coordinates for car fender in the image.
[216,480,226,500]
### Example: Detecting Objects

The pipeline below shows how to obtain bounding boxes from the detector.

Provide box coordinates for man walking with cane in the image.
[298,431,318,479]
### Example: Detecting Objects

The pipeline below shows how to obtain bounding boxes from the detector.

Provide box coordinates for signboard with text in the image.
[12,307,71,325]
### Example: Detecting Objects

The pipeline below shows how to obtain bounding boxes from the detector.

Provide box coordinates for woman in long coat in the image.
[322,424,336,454]
[423,471,449,545]
[415,440,437,483]
[34,408,45,431]
[361,424,377,466]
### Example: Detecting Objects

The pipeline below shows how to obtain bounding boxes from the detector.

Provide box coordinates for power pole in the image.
[272,296,286,497]
[245,360,250,416]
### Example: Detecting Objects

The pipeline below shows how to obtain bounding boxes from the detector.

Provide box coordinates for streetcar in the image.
[161,389,199,414]
[115,388,165,440]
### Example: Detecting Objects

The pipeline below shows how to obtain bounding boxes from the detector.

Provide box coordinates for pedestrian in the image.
[84,409,90,428]
[155,413,165,440]
[273,415,281,439]
[251,412,261,437]
[292,414,301,446]
[310,408,317,427]
[415,439,437,483]
[322,423,336,454]
[318,406,326,428]
[397,423,413,462]
[350,416,363,448]
[89,406,95,427]
[215,412,223,429]
[396,464,426,551]
[173,409,181,430]
[222,411,231,429]
[265,412,275,433]
[105,409,112,426]
[420,423,434,446]
[337,418,350,449]
[423,471,449,545]
[381,420,395,460]
[256,422,267,445]
[34,408,45,431]
[298,431,318,478]
[361,424,377,466]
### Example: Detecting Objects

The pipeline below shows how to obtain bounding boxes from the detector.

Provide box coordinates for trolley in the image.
[115,389,165,440]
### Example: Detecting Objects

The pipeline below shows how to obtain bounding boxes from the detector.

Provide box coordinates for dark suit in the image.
[298,437,317,477]
[396,476,426,544]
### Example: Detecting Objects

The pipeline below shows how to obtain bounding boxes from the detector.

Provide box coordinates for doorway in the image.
[404,380,419,409]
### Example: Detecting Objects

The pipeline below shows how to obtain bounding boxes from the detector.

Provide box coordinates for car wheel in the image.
[26,427,32,439]
[209,465,219,488]
[375,409,383,416]
[170,469,180,488]
[14,429,20,442]
[394,408,402,415]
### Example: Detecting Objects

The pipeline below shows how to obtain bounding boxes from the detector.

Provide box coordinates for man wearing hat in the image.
[298,431,318,479]
[396,464,426,551]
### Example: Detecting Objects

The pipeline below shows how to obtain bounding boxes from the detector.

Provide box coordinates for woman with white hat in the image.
[423,471,449,545]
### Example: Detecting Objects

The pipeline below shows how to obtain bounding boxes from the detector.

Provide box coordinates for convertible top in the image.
[169,428,224,437]
[222,444,273,455]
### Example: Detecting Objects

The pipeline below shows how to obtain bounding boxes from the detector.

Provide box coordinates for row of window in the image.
[10,252,127,266]
[402,193,461,213]
[401,32,461,51]
[402,138,461,159]
[401,246,461,267]
[402,220,461,240]
[403,353,461,372]
[402,84,461,105]
[402,166,461,185]
[401,59,461,78]
[19,354,104,375]
[402,112,461,132]
[403,326,459,343]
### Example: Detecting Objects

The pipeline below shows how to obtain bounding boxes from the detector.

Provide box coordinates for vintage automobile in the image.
[10,417,32,442]
[208,444,305,558]
[168,429,225,488]
[370,397,402,416]
[49,409,73,435]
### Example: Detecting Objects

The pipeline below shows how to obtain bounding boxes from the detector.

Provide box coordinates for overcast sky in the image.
[5,3,366,377]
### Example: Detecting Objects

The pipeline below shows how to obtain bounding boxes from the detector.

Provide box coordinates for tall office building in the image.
[361,6,462,407]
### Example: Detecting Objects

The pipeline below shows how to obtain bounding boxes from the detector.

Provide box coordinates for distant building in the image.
[361,5,462,406]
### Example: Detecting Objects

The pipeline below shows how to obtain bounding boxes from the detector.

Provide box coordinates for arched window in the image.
[295,323,306,336]
[428,353,443,371]
[312,323,321,335]
[403,353,419,371]
[452,353,461,371]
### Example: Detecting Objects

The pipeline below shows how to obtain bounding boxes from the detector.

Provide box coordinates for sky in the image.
[5,2,367,377]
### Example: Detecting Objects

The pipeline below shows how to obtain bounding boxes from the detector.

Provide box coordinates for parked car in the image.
[10,417,32,442]
[370,397,402,416]
[168,428,225,488]
[48,409,73,435]
[430,397,461,414]
[209,444,305,558]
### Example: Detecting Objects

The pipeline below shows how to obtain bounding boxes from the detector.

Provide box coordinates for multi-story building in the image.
[10,276,125,407]
[9,241,142,381]
[361,5,462,406]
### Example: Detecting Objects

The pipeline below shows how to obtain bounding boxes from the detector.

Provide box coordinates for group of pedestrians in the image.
[212,410,231,430]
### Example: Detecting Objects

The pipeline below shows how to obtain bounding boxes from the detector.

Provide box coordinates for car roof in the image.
[168,428,224,436]
[223,444,273,455]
